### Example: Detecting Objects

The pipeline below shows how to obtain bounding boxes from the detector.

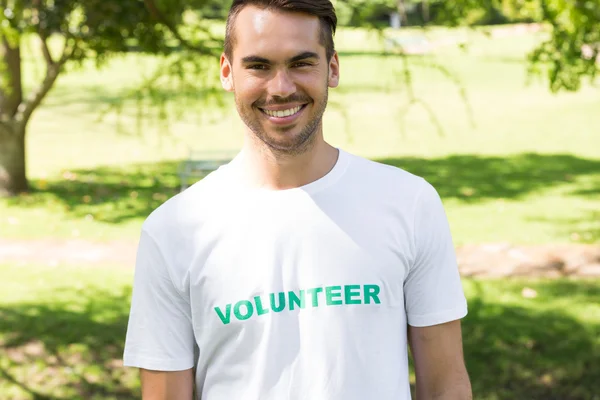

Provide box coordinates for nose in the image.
[268,68,296,99]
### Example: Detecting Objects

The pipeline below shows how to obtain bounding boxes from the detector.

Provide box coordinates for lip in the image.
[258,104,307,125]
[260,103,306,112]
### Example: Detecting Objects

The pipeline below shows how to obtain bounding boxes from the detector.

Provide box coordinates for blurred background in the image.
[0,0,598,398]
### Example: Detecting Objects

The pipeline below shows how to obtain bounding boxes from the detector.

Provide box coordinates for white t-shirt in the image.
[123,148,468,400]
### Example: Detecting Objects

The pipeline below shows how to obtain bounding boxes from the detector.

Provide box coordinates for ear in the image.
[328,51,340,88]
[220,53,234,92]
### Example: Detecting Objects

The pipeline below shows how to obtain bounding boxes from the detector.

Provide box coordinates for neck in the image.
[238,128,339,190]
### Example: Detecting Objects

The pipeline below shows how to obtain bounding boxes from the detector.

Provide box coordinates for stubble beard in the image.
[236,88,329,157]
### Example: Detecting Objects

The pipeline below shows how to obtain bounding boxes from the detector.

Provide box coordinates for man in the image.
[123,0,472,399]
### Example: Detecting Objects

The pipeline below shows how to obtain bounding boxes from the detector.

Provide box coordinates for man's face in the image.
[220,6,340,155]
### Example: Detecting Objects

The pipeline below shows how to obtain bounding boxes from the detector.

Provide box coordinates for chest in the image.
[187,197,413,324]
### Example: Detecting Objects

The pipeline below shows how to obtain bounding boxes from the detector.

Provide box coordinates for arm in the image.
[123,229,196,397]
[140,368,194,400]
[408,320,472,400]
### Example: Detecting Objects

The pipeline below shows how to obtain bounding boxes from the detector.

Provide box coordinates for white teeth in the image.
[263,106,302,118]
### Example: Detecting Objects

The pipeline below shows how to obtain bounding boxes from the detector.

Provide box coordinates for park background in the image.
[0,0,599,399]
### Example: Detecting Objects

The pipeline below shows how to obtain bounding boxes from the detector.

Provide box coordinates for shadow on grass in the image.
[0,286,137,399]
[0,280,598,399]
[530,279,600,306]
[379,153,600,203]
[8,161,183,224]
[5,152,599,227]
[462,280,600,399]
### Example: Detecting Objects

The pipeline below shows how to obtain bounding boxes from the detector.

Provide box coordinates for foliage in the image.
[0,0,598,196]
[427,0,599,92]
[3,0,592,98]
[529,0,600,92]
[0,0,223,110]
[0,0,224,195]
[1,29,598,244]
[336,0,397,27]
[0,0,220,54]
[335,0,600,92]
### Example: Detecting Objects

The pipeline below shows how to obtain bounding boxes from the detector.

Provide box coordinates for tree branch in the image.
[0,38,24,119]
[6,0,62,129]
[40,35,54,66]
[57,33,76,64]
[15,57,67,127]
[13,30,78,128]
[32,0,54,66]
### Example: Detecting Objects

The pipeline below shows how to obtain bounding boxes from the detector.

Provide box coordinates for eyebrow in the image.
[241,51,320,65]
[289,52,320,63]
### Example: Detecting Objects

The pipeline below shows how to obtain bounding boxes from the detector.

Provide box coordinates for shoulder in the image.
[141,165,236,240]
[341,150,433,201]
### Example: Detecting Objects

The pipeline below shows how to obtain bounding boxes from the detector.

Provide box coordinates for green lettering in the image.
[288,290,306,310]
[364,285,381,305]
[234,300,254,320]
[306,287,323,307]
[254,296,270,316]
[326,286,343,306]
[344,285,362,305]
[269,292,286,312]
[214,304,232,325]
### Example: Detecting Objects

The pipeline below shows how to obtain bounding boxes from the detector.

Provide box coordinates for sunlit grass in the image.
[1,26,598,244]
[2,152,598,244]
[1,264,598,399]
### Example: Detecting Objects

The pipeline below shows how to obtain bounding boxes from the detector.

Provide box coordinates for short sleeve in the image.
[123,229,195,371]
[404,180,468,327]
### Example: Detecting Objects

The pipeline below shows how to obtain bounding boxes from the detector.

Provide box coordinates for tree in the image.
[529,0,599,92]
[0,0,221,196]
[0,0,598,196]
[334,0,598,91]
[428,0,599,92]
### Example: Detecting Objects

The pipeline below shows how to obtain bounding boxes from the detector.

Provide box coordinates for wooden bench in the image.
[177,150,235,192]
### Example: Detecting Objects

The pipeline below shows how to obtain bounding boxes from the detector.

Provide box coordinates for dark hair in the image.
[224,0,337,61]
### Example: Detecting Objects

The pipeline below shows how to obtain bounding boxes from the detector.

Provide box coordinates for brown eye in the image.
[248,64,268,70]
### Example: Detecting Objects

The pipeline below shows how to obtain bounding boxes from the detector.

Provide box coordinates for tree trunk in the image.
[0,121,27,196]
[0,34,26,196]
[397,0,408,26]
[0,37,23,118]
[0,32,67,196]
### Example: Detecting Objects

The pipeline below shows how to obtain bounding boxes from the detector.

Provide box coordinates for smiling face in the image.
[220,6,340,155]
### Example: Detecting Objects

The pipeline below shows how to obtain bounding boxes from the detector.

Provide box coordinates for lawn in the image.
[1,263,598,399]
[0,25,599,245]
[1,24,598,400]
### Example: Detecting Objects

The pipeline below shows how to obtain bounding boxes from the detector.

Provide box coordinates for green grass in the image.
[2,25,598,400]
[2,154,598,244]
[1,26,599,244]
[0,264,137,400]
[1,263,599,399]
